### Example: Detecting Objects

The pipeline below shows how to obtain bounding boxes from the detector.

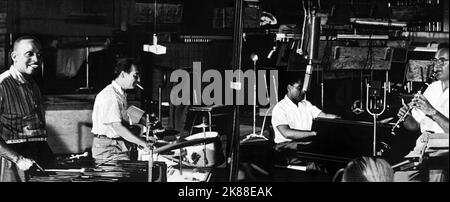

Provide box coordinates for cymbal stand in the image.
[146,114,154,182]
[365,71,388,156]
[201,117,209,167]
[177,136,183,175]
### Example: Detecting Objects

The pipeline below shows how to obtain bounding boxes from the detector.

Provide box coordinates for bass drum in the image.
[180,131,219,167]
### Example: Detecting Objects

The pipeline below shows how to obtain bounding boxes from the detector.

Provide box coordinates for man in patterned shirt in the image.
[0,36,55,182]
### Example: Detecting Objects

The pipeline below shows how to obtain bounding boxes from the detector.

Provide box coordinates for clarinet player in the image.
[394,44,449,182]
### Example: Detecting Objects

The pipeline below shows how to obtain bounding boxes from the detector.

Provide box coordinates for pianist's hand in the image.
[15,156,34,171]
[331,114,341,119]
[326,113,341,119]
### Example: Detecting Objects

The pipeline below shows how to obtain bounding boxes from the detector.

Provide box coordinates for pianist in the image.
[271,75,340,167]
[394,44,449,182]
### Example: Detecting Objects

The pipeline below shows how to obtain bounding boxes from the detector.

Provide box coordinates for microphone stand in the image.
[242,54,268,142]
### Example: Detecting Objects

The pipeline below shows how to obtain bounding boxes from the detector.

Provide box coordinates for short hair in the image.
[113,58,140,79]
[13,36,42,51]
[286,72,304,87]
[278,71,304,95]
[342,156,394,182]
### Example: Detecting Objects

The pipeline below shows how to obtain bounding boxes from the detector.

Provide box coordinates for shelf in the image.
[388,5,443,8]
[408,46,437,52]
[402,31,449,36]
[401,31,449,41]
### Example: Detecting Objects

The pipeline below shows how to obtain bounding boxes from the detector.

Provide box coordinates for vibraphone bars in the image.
[28,160,167,182]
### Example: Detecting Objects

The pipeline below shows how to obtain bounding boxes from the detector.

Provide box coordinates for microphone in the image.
[250,53,258,64]
[267,46,276,59]
[302,64,312,93]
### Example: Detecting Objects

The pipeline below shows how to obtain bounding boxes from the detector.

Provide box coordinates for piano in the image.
[290,118,395,169]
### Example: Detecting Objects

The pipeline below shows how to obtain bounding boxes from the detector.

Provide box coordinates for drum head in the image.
[185,131,218,140]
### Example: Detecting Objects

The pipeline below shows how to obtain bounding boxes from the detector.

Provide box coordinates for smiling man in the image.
[0,36,55,182]
[91,58,152,162]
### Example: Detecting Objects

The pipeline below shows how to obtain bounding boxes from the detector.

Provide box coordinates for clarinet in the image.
[391,73,436,135]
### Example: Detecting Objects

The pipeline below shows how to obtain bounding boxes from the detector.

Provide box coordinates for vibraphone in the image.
[28,160,167,182]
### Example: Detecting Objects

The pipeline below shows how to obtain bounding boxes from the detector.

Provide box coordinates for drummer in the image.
[394,44,449,182]
[91,58,152,163]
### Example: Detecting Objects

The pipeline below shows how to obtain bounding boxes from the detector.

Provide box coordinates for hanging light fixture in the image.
[143,0,166,55]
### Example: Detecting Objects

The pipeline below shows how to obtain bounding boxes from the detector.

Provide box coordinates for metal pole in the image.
[373,115,377,156]
[203,127,208,167]
[228,0,243,182]
[146,114,153,182]
[252,62,256,136]
[86,36,89,89]
[158,87,162,122]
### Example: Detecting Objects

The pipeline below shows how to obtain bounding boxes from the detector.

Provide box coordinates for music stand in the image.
[365,71,388,156]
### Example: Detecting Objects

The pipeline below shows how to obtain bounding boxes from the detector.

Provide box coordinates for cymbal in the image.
[154,137,217,154]
[193,123,215,128]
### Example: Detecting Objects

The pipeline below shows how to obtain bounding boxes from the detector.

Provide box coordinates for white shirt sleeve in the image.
[97,94,122,124]
[305,100,322,118]
[271,105,288,128]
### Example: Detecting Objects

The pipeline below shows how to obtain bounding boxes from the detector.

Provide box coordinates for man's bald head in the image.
[13,36,42,51]
[436,47,449,58]
[11,36,43,76]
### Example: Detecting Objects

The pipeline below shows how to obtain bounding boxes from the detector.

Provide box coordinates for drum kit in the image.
[136,115,220,180]
[27,115,219,182]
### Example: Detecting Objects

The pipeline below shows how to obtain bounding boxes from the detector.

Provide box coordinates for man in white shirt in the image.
[395,45,449,182]
[91,58,152,162]
[271,75,340,165]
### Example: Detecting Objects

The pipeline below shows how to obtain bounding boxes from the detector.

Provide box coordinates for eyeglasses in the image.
[431,58,449,65]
